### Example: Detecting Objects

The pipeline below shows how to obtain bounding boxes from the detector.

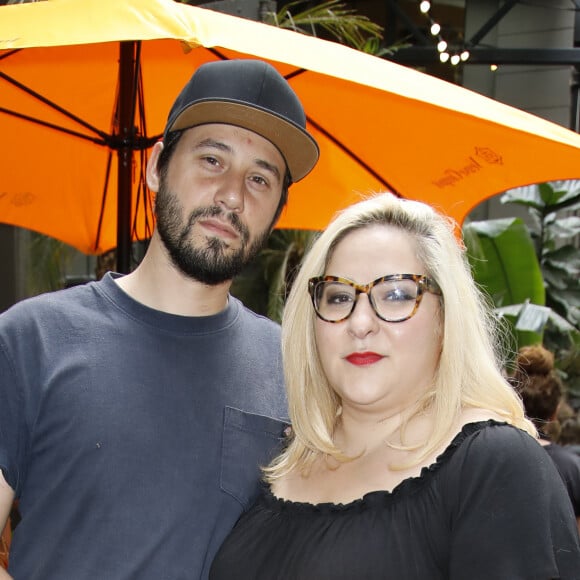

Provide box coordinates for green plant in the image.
[464,181,580,407]
[26,232,74,296]
[463,217,546,351]
[263,0,385,53]
[501,181,580,407]
[500,181,580,330]
[231,229,318,323]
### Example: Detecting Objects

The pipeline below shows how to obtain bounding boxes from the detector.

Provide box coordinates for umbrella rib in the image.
[284,69,308,81]
[207,48,228,60]
[128,42,142,138]
[94,150,113,252]
[0,49,20,62]
[0,70,110,141]
[0,106,107,145]
[306,116,401,196]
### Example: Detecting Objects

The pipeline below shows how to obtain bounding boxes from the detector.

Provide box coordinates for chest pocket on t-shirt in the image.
[220,406,288,509]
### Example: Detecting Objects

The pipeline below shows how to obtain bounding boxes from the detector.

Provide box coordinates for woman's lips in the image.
[345,352,383,366]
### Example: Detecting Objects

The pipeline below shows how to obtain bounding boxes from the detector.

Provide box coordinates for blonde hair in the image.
[265,193,535,480]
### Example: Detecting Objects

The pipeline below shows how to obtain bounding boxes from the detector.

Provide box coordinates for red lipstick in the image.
[345,352,383,366]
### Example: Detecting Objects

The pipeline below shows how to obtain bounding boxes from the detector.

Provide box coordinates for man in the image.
[0,59,319,579]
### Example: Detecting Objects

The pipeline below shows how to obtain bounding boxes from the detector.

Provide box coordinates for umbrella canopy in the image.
[2,0,580,271]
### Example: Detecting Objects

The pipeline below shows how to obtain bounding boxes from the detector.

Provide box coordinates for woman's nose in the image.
[346,293,379,337]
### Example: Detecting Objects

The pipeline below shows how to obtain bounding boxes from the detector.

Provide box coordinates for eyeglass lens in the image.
[314,279,421,322]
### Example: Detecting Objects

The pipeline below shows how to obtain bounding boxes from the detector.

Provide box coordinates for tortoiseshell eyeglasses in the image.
[308,274,442,323]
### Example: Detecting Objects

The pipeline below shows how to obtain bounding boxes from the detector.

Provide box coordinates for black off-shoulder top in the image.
[210,421,580,580]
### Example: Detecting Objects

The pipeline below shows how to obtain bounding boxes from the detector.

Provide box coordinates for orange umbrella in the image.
[2,0,580,271]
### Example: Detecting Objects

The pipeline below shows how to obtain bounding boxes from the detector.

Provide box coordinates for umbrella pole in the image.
[116,41,136,274]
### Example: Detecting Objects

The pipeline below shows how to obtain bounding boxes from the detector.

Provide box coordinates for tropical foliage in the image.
[25,232,75,295]
[231,229,319,322]
[500,181,580,330]
[463,181,580,406]
[262,0,389,55]
[463,217,546,350]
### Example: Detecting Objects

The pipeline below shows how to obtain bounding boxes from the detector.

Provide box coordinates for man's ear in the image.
[146,140,164,193]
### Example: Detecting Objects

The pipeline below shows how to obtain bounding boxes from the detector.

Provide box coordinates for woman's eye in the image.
[326,291,353,305]
[380,288,413,302]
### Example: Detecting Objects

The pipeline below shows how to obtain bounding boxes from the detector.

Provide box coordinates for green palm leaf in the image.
[463,217,545,346]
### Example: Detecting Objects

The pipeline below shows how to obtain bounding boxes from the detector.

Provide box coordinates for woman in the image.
[210,193,580,579]
[510,344,580,531]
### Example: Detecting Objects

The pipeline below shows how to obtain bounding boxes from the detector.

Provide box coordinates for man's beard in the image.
[155,180,271,285]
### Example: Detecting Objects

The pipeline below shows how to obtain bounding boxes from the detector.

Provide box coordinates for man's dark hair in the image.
[156,129,291,225]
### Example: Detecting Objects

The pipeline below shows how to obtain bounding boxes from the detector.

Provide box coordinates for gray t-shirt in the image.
[0,273,287,579]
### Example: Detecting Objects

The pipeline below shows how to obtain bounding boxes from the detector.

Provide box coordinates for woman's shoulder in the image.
[443,416,547,478]
[430,409,533,464]
[454,408,536,447]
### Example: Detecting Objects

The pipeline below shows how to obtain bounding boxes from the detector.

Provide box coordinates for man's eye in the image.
[251,175,267,185]
[202,156,220,166]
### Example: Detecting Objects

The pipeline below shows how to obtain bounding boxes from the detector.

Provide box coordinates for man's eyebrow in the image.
[255,159,282,183]
[194,138,232,153]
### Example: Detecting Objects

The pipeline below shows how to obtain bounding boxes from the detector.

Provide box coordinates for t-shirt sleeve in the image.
[443,424,580,580]
[0,325,28,494]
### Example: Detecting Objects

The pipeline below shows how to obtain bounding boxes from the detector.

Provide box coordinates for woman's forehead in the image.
[326,225,423,280]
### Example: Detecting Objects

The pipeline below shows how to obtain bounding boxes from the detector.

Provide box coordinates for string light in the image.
[417,1,469,67]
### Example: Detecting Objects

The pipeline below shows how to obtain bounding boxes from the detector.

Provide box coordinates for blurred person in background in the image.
[510,344,580,533]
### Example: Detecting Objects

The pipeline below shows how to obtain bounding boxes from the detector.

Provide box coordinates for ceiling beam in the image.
[467,0,519,46]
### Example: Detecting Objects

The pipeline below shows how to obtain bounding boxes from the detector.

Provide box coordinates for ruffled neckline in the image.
[263,419,508,514]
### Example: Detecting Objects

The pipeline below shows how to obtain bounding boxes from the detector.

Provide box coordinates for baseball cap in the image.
[163,59,319,183]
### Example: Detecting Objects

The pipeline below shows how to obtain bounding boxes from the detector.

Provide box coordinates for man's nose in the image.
[214,174,245,213]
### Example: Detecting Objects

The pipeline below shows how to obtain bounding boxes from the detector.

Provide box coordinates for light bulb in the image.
[419,1,431,14]
[437,40,448,52]
[450,54,460,65]
[490,64,498,71]
[430,22,441,36]
[460,50,470,61]
[439,52,450,63]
